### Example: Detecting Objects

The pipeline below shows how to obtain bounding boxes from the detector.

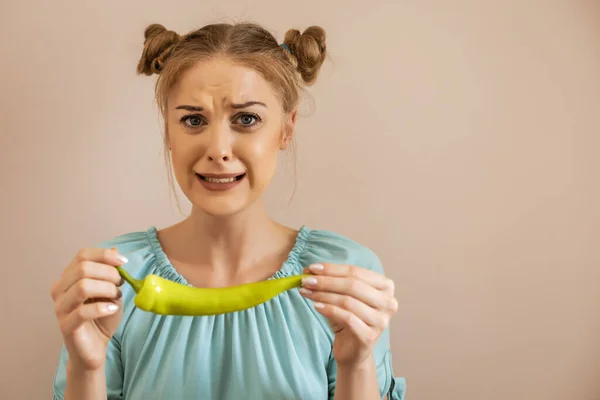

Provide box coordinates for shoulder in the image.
[299,227,385,274]
[94,226,155,257]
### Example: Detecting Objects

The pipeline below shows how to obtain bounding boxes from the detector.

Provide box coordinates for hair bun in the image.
[144,23,169,41]
[283,26,327,85]
[137,23,181,76]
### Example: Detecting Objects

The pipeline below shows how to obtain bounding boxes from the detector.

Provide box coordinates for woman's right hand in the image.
[50,247,127,371]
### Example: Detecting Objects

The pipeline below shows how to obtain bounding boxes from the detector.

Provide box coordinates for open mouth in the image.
[196,173,246,184]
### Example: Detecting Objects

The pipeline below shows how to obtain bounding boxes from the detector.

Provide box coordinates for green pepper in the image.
[115,265,309,316]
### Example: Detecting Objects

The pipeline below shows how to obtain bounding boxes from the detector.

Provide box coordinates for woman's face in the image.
[165,57,295,217]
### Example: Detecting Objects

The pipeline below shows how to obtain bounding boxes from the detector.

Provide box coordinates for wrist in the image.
[67,358,106,375]
[336,354,376,373]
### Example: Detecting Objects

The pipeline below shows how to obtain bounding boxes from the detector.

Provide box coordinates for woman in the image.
[50,21,406,400]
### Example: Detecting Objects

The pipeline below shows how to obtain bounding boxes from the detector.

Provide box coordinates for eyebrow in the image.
[231,101,267,109]
[174,101,267,112]
[175,105,203,111]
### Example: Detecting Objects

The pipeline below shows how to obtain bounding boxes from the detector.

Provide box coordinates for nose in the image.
[205,125,232,163]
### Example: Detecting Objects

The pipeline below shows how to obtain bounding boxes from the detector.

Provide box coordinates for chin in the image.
[185,189,255,217]
[194,199,249,217]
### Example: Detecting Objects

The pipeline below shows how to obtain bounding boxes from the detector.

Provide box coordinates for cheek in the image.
[171,145,192,172]
[238,134,281,181]
[169,137,203,185]
[169,131,200,164]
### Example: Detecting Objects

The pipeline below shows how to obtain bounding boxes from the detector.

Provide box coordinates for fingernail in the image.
[309,263,324,271]
[302,277,318,286]
[116,288,122,299]
[313,302,325,309]
[118,277,125,286]
[106,304,119,312]
[299,287,312,295]
[110,247,128,264]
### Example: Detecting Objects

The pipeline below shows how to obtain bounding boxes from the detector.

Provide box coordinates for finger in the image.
[60,302,120,335]
[72,247,128,267]
[303,263,394,293]
[300,288,389,329]
[301,275,389,310]
[60,247,128,280]
[52,260,124,298]
[55,278,121,316]
[312,302,376,344]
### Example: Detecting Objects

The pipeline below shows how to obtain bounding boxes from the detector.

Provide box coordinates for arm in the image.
[64,360,107,400]
[300,257,405,400]
[51,247,126,400]
[334,355,382,400]
[65,362,107,400]
[54,335,124,400]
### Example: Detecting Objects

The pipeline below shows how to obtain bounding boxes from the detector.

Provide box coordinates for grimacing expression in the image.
[166,58,295,216]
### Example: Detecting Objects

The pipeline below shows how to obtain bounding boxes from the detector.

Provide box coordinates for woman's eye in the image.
[240,115,255,125]
[235,113,261,127]
[180,115,205,128]
[186,116,203,126]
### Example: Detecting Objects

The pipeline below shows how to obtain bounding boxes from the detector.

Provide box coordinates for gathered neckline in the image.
[142,225,312,287]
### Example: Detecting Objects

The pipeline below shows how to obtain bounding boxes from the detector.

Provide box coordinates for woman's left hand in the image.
[300,262,398,368]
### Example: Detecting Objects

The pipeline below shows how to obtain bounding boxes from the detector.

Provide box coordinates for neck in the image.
[162,198,296,283]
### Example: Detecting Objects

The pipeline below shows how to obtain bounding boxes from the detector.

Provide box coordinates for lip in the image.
[196,172,246,192]
[197,172,245,178]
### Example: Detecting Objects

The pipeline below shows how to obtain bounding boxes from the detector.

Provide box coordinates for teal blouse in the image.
[53,226,406,399]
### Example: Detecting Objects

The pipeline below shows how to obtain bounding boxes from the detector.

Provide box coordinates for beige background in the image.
[1,0,599,399]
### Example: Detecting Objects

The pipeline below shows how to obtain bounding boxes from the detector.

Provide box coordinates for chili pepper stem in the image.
[115,265,143,293]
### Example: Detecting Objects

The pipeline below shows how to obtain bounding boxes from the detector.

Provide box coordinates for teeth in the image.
[205,177,236,183]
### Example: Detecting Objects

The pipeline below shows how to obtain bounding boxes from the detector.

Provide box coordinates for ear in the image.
[280,109,297,150]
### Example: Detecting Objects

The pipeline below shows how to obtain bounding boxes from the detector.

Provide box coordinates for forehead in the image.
[168,57,280,108]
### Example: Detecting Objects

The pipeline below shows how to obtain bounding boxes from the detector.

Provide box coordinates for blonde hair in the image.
[136,21,327,209]
[137,22,327,115]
